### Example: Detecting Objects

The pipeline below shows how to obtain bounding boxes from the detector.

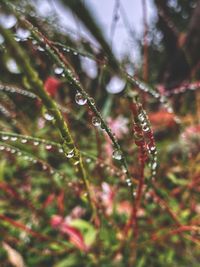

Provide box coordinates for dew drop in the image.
[37,46,45,51]
[92,116,101,127]
[122,166,128,174]
[43,165,48,170]
[75,92,87,105]
[21,139,27,144]
[6,59,20,74]
[112,149,122,160]
[0,14,17,29]
[133,191,137,197]
[138,113,145,122]
[54,67,64,75]
[152,162,157,170]
[86,158,91,163]
[44,113,54,121]
[11,136,17,141]
[16,28,30,40]
[33,141,39,146]
[66,149,75,158]
[0,145,5,150]
[45,144,52,150]
[2,135,9,141]
[58,148,63,153]
[142,125,150,132]
[88,97,95,105]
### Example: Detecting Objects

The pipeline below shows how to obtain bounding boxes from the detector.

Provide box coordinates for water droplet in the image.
[92,116,101,127]
[75,92,87,105]
[54,67,64,75]
[45,144,52,150]
[58,148,63,153]
[6,59,20,74]
[88,97,95,105]
[86,158,91,163]
[44,113,54,121]
[152,162,157,170]
[74,160,80,166]
[142,125,150,132]
[43,165,48,170]
[0,14,17,29]
[37,46,45,51]
[138,113,145,122]
[122,166,128,174]
[133,191,137,196]
[16,28,30,40]
[0,145,5,150]
[66,149,75,158]
[10,136,17,141]
[106,76,125,94]
[21,139,27,144]
[99,163,104,168]
[152,170,156,176]
[33,141,39,146]
[2,135,9,141]
[112,149,122,160]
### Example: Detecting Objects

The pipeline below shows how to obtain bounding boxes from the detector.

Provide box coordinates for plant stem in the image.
[0,25,96,217]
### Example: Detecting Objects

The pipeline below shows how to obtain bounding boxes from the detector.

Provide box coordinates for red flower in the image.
[44,77,61,97]
[149,110,176,129]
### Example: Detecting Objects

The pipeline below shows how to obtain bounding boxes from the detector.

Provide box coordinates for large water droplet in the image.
[0,14,17,29]
[45,144,52,150]
[54,67,64,75]
[66,149,75,158]
[138,113,145,122]
[6,59,20,74]
[33,141,39,146]
[112,149,122,160]
[2,135,9,141]
[37,46,45,51]
[16,28,30,40]
[11,136,17,141]
[92,116,101,127]
[88,97,95,105]
[58,148,63,153]
[75,92,87,105]
[152,162,157,170]
[44,112,54,121]
[142,125,150,132]
[106,76,125,94]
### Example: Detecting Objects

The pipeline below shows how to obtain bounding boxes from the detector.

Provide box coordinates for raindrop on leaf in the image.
[112,149,122,160]
[75,92,87,105]
[92,116,101,127]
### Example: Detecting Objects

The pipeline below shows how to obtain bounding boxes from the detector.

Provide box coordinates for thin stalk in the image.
[0,25,96,217]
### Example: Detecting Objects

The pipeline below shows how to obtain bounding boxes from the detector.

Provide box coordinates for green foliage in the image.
[0,0,200,266]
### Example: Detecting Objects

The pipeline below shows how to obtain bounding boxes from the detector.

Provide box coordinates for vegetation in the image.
[0,0,199,266]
